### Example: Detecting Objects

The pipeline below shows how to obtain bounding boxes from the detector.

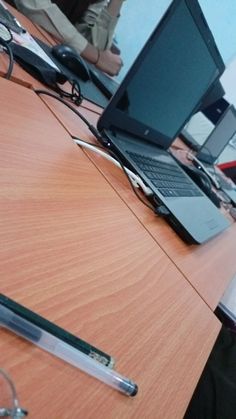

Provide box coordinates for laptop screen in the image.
[98,0,225,150]
[196,106,236,164]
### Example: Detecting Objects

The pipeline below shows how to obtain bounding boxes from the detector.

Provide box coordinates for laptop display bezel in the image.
[98,0,225,150]
[196,105,236,164]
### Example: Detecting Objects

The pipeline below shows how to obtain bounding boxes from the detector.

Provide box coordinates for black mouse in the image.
[51,44,91,81]
[181,164,222,208]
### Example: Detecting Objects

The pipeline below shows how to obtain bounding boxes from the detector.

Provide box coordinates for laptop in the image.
[87,64,119,99]
[181,112,215,151]
[97,0,230,244]
[0,1,25,34]
[195,105,236,205]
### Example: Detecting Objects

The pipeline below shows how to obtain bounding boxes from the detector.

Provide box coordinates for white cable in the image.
[73,138,153,196]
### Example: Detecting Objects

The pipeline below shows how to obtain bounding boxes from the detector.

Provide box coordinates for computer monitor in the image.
[202,97,229,125]
[100,0,226,149]
[196,105,236,164]
[180,91,230,151]
[200,80,225,111]
[199,79,230,126]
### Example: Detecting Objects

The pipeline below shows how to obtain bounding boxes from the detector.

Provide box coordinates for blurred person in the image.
[14,0,126,75]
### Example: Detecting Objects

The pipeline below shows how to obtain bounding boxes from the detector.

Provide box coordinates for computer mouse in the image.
[181,164,222,208]
[51,44,91,81]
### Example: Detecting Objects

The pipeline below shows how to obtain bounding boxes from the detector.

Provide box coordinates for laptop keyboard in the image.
[127,152,202,197]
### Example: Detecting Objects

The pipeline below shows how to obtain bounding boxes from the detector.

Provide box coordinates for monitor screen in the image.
[99,0,225,150]
[196,106,236,164]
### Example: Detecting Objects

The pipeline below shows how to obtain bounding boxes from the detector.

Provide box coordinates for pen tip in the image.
[119,379,138,397]
[130,383,138,397]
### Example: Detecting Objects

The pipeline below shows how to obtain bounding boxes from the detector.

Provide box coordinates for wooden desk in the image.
[38,98,236,311]
[0,77,221,418]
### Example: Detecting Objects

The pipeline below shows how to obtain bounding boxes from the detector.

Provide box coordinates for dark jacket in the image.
[52,0,101,24]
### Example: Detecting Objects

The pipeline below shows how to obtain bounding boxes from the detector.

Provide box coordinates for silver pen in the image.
[0,305,138,397]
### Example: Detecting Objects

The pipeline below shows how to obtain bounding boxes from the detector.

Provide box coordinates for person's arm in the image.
[78,0,126,75]
[14,0,88,52]
[15,0,123,75]
[79,0,125,50]
[81,44,122,76]
[106,0,125,18]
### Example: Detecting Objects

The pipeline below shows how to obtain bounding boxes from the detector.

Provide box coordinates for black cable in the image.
[2,41,14,79]
[0,21,14,80]
[35,89,104,142]
[193,144,221,187]
[54,79,83,106]
[1,42,13,79]
[99,132,155,211]
[34,89,155,212]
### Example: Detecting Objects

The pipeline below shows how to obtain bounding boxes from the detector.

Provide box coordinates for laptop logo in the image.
[144,129,150,136]
[206,218,218,230]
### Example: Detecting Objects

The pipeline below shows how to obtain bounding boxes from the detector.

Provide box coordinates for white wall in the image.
[116,0,236,79]
[221,58,236,107]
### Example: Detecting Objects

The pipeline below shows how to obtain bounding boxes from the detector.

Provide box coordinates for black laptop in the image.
[196,105,236,205]
[0,2,25,34]
[97,0,230,244]
[87,63,119,99]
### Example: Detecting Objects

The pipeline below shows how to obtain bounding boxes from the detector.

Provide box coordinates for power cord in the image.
[73,136,153,195]
[54,79,83,106]
[0,21,14,79]
[34,89,104,142]
[72,136,155,211]
[34,89,155,211]
[1,41,14,79]
[187,152,220,189]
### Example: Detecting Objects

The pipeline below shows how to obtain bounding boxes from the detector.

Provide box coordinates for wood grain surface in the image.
[0,77,221,418]
[38,95,236,311]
